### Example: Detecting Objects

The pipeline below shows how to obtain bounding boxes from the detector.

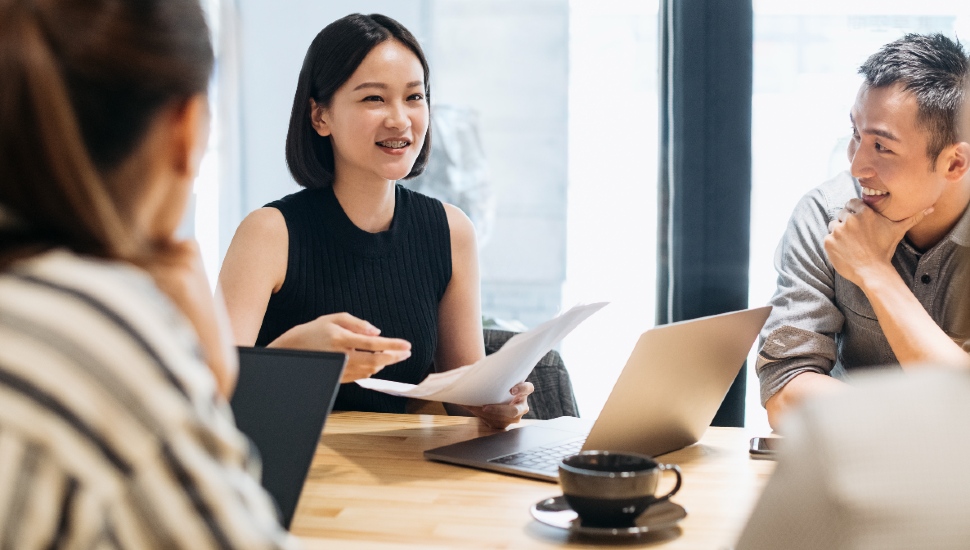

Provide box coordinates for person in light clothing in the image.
[0,0,296,546]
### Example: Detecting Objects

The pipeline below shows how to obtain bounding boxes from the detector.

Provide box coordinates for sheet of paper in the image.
[356,302,608,406]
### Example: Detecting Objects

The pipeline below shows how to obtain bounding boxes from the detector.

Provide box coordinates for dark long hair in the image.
[0,0,213,267]
[285,13,432,189]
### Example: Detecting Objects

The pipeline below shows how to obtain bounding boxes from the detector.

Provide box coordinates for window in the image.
[563,0,659,418]
[191,0,228,289]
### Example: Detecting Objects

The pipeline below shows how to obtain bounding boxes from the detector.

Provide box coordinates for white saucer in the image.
[530,495,687,537]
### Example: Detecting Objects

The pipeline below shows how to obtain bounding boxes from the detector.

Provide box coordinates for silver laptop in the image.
[424,306,771,482]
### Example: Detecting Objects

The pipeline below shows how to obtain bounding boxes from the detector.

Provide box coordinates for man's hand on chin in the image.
[823,197,932,289]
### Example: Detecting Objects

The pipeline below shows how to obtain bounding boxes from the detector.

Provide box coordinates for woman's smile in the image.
[376,138,412,155]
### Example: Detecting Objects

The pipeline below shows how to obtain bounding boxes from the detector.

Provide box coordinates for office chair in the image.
[483,328,580,420]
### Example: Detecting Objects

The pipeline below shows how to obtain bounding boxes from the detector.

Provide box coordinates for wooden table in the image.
[292,412,775,549]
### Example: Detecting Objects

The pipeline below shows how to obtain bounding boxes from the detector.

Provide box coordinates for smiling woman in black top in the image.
[218,13,532,428]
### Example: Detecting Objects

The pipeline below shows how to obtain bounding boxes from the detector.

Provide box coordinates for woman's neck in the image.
[331,176,397,233]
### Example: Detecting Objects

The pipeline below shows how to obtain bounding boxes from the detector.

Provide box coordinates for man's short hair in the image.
[962,72,970,142]
[859,33,970,164]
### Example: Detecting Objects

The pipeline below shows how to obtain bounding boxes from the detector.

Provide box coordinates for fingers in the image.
[342,367,385,383]
[352,348,411,367]
[834,204,858,227]
[902,206,935,232]
[510,381,535,398]
[476,413,510,430]
[343,332,412,353]
[469,408,510,429]
[478,400,530,429]
[297,313,413,383]
[492,399,529,417]
[834,199,865,224]
[836,201,864,222]
[328,313,411,351]
[831,200,883,233]
[340,348,412,383]
[485,382,533,414]
[311,313,412,352]
[461,394,532,428]
[462,387,534,428]
[327,312,381,335]
[844,198,865,213]
[477,386,532,428]
[340,363,385,383]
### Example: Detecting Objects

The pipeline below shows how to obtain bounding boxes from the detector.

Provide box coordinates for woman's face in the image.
[311,39,429,185]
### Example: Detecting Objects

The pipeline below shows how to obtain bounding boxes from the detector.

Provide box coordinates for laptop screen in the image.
[230,347,346,528]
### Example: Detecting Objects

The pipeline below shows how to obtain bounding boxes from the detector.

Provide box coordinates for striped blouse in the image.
[0,250,298,549]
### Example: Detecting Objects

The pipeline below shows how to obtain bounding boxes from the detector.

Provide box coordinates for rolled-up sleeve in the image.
[756,181,848,405]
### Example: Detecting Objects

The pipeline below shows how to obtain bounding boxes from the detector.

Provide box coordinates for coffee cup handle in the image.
[654,464,683,503]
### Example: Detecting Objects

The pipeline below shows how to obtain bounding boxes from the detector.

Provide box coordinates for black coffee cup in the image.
[558,450,682,527]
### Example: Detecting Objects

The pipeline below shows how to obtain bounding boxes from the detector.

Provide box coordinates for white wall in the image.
[234,1,428,216]
[427,0,569,327]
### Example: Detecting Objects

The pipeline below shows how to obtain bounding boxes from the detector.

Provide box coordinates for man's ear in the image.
[309,98,331,137]
[943,142,970,182]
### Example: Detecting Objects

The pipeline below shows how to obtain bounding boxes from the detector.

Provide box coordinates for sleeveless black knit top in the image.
[255,184,452,413]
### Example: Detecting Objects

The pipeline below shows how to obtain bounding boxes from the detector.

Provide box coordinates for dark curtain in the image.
[657,0,754,427]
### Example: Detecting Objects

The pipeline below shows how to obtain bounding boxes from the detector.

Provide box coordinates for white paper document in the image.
[356,302,608,406]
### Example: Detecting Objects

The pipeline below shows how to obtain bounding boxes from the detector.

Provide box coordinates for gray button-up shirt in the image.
[756,171,970,406]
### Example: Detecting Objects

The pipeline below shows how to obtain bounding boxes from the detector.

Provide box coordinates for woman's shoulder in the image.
[4,250,168,317]
[0,250,215,400]
[0,252,266,546]
[265,186,328,212]
[397,184,444,209]
[0,248,226,438]
[441,202,475,241]
[234,207,289,245]
[397,184,451,227]
[262,188,336,239]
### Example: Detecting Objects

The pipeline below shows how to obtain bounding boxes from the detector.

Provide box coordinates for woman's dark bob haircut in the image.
[285,13,431,189]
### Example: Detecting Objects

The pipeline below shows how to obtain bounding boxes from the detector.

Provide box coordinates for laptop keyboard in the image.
[488,436,587,473]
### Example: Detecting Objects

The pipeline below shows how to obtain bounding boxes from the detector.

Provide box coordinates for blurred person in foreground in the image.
[757,33,970,430]
[737,43,970,550]
[0,0,296,547]
[737,351,970,548]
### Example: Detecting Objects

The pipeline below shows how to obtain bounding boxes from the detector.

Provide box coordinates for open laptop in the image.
[230,347,346,528]
[424,306,771,482]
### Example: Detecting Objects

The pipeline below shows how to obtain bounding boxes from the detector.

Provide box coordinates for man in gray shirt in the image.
[758,33,970,430]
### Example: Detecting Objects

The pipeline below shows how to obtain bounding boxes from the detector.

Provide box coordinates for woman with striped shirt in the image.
[0,0,296,547]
